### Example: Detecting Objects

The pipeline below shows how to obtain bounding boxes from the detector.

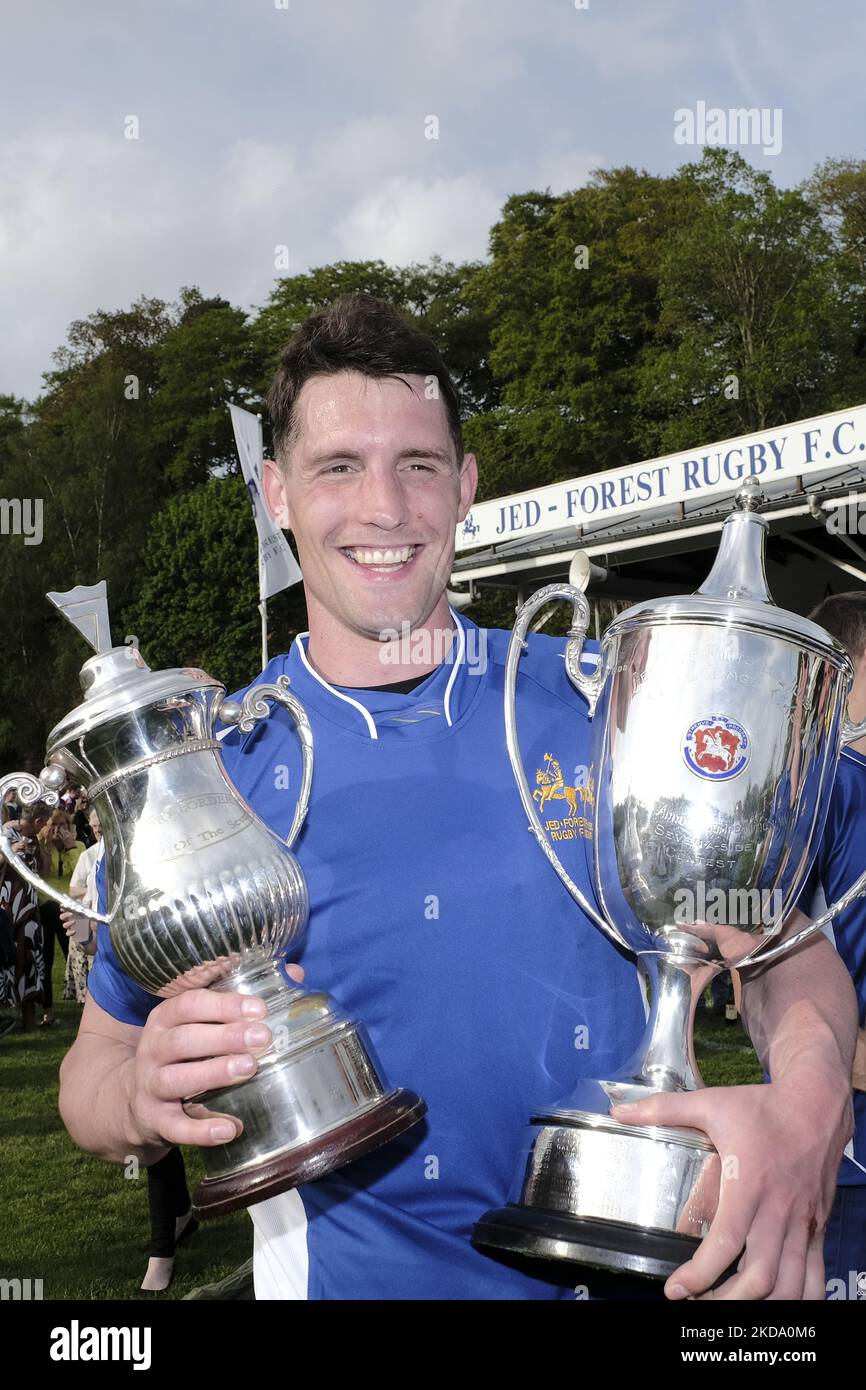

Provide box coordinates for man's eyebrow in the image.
[306,446,454,465]
[398,447,454,464]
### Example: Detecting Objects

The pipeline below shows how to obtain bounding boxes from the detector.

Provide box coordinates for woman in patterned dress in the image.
[0,815,44,1030]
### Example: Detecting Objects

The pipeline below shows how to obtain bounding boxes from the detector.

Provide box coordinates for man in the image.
[806,592,866,1298]
[60,294,856,1300]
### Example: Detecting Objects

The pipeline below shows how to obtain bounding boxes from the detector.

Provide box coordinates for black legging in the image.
[147,1148,192,1258]
[39,900,69,1011]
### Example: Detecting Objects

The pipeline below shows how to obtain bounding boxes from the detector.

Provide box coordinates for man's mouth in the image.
[340,545,419,574]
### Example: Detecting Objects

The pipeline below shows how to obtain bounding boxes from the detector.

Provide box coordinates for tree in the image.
[633,149,855,455]
[467,169,692,496]
[153,288,266,489]
[123,476,307,692]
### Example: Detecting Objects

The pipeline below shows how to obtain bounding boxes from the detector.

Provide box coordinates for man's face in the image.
[263,371,476,643]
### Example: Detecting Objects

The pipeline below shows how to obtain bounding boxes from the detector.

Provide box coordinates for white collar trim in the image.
[293,611,468,741]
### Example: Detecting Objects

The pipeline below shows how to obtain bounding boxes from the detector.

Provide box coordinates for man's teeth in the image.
[345,546,416,565]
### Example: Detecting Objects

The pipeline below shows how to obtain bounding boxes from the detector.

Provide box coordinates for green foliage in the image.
[153,288,266,489]
[633,149,858,453]
[123,475,307,692]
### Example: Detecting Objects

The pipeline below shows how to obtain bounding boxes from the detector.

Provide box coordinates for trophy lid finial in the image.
[46,581,112,654]
[734,476,766,513]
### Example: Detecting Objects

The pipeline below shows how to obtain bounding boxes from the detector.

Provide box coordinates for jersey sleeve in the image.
[86,854,160,1027]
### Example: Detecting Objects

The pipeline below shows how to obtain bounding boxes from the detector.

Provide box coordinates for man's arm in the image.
[611,913,856,1301]
[852,1027,866,1092]
[59,995,166,1166]
[739,912,857,1088]
[58,985,293,1166]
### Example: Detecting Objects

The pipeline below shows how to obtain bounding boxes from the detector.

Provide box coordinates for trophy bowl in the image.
[473,479,866,1278]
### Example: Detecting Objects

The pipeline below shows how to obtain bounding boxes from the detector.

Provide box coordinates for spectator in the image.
[0,814,44,1031]
[63,809,102,1003]
[37,810,84,1027]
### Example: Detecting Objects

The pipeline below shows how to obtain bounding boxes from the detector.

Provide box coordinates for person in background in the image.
[71,791,94,850]
[63,809,102,1003]
[37,810,84,1027]
[0,812,44,1032]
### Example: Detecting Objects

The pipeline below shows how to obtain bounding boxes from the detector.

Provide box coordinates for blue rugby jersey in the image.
[89,614,648,1299]
[806,746,866,1187]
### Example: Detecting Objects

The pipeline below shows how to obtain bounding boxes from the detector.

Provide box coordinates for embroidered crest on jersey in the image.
[533,754,594,840]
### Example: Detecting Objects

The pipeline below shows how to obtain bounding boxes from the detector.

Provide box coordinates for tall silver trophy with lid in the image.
[0,583,425,1218]
[473,478,866,1278]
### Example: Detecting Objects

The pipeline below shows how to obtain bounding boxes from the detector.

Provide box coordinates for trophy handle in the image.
[0,772,108,922]
[740,862,866,969]
[504,584,630,951]
[841,713,866,744]
[217,675,314,850]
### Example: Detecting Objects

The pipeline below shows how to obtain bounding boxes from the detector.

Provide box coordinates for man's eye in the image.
[324,463,354,474]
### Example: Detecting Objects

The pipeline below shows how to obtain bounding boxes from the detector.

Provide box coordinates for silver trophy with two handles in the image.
[0,584,425,1217]
[474,479,866,1278]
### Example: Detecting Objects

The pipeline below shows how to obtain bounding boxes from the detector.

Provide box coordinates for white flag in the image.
[229,404,302,599]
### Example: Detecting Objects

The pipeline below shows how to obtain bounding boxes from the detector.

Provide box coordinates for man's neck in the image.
[303,596,457,686]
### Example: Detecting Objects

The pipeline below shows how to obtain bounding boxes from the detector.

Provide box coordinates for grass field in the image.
[0,960,762,1301]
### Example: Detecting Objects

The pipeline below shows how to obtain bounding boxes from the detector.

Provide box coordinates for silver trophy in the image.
[474,479,866,1278]
[0,584,425,1217]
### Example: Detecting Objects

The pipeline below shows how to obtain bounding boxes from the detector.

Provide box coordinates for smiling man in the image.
[60,294,857,1301]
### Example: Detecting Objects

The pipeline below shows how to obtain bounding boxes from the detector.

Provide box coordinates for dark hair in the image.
[266,293,464,465]
[809,591,866,659]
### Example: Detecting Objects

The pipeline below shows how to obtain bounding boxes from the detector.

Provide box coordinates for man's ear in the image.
[262,458,292,530]
[457,454,478,522]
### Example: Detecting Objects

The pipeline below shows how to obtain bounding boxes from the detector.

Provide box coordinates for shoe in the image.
[39,1017,62,1029]
[140,1256,174,1293]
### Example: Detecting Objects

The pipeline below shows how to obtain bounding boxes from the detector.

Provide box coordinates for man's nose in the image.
[356,467,410,530]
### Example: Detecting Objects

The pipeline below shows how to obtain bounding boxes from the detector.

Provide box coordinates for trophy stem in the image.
[623,952,713,1097]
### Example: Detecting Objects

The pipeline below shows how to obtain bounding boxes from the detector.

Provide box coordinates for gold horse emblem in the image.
[533,755,594,817]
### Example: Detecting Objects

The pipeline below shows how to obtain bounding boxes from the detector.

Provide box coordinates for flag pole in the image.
[257,413,268,669]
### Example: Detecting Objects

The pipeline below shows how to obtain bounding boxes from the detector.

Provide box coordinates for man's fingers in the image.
[690,1203,790,1301]
[802,1236,826,1301]
[665,1188,756,1299]
[611,1090,711,1134]
[765,1229,810,1301]
[286,963,304,983]
[151,1019,272,1066]
[149,1054,260,1103]
[153,988,267,1029]
[149,1104,243,1148]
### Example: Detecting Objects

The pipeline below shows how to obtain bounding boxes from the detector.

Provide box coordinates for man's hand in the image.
[611,1062,852,1300]
[124,966,304,1151]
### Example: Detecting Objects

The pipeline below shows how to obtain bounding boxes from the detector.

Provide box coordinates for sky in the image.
[1,0,864,400]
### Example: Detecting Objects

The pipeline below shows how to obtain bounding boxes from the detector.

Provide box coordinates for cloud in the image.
[334,172,501,264]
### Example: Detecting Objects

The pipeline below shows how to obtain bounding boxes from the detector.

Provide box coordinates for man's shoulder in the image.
[224,652,292,707]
